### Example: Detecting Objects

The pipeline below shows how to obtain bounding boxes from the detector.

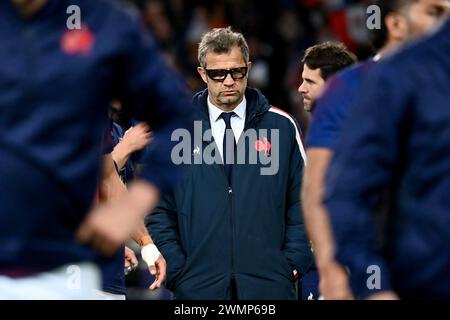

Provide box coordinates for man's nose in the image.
[223,73,235,86]
[298,82,307,94]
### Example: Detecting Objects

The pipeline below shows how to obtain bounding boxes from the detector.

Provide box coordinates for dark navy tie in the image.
[220,112,236,184]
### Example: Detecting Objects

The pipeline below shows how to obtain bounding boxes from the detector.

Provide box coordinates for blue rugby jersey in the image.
[0,0,192,273]
[325,20,450,298]
[306,61,374,150]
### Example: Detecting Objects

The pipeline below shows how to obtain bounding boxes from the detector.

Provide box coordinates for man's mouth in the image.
[222,91,237,96]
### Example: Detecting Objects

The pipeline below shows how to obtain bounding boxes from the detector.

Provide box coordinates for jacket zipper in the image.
[202,125,236,280]
[228,111,263,284]
[199,109,265,288]
[228,185,235,283]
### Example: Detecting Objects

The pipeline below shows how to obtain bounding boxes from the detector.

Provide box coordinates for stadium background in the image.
[123,0,376,300]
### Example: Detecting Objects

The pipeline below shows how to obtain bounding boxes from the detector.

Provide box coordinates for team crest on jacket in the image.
[61,25,95,55]
[255,136,271,156]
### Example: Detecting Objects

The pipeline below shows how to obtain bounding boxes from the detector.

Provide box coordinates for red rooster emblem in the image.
[255,137,271,156]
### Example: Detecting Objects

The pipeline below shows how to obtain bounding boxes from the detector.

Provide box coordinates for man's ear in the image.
[197,66,208,84]
[385,12,408,42]
[247,61,252,74]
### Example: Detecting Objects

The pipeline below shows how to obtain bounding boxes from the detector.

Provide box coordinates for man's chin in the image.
[219,96,241,106]
[303,102,312,112]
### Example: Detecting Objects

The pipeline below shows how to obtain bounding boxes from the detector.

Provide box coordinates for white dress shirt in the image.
[207,96,246,161]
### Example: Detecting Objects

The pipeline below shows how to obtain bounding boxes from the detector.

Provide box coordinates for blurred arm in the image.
[111,122,151,171]
[324,66,409,298]
[282,130,314,277]
[302,148,353,299]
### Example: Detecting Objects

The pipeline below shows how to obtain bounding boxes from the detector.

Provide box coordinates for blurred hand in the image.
[124,246,138,268]
[76,200,140,256]
[122,122,152,153]
[366,291,399,300]
[319,261,354,300]
[149,254,167,291]
[76,180,159,256]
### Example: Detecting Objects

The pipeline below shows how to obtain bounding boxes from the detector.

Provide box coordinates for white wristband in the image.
[141,243,161,267]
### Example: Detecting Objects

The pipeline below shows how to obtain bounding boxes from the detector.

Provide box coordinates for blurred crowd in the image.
[127,0,375,132]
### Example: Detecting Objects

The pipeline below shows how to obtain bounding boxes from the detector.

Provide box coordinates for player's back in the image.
[379,19,450,297]
[0,0,189,274]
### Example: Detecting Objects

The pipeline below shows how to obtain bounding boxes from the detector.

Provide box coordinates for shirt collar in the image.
[207,96,247,123]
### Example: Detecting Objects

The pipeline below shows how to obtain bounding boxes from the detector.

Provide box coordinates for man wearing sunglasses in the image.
[147,27,313,299]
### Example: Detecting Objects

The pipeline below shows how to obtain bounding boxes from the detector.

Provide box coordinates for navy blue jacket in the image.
[147,88,313,299]
[0,0,192,273]
[325,19,450,298]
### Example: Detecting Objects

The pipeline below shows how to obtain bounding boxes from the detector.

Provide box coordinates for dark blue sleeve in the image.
[121,14,193,193]
[146,192,187,290]
[323,63,411,298]
[306,74,353,150]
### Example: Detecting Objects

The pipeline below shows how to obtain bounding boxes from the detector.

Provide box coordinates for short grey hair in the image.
[198,27,250,68]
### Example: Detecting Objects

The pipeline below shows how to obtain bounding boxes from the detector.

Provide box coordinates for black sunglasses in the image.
[204,66,248,81]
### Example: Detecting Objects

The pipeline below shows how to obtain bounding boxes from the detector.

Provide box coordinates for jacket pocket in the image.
[278,251,295,282]
[172,256,191,291]
[165,252,188,290]
[178,211,192,255]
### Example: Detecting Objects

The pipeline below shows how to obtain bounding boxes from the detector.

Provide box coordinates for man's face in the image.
[298,65,325,112]
[401,0,449,40]
[197,46,251,112]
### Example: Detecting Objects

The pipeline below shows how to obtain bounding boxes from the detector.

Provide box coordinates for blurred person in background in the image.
[96,119,166,300]
[299,41,357,113]
[302,0,449,300]
[0,0,192,298]
[325,16,450,299]
[297,41,357,300]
